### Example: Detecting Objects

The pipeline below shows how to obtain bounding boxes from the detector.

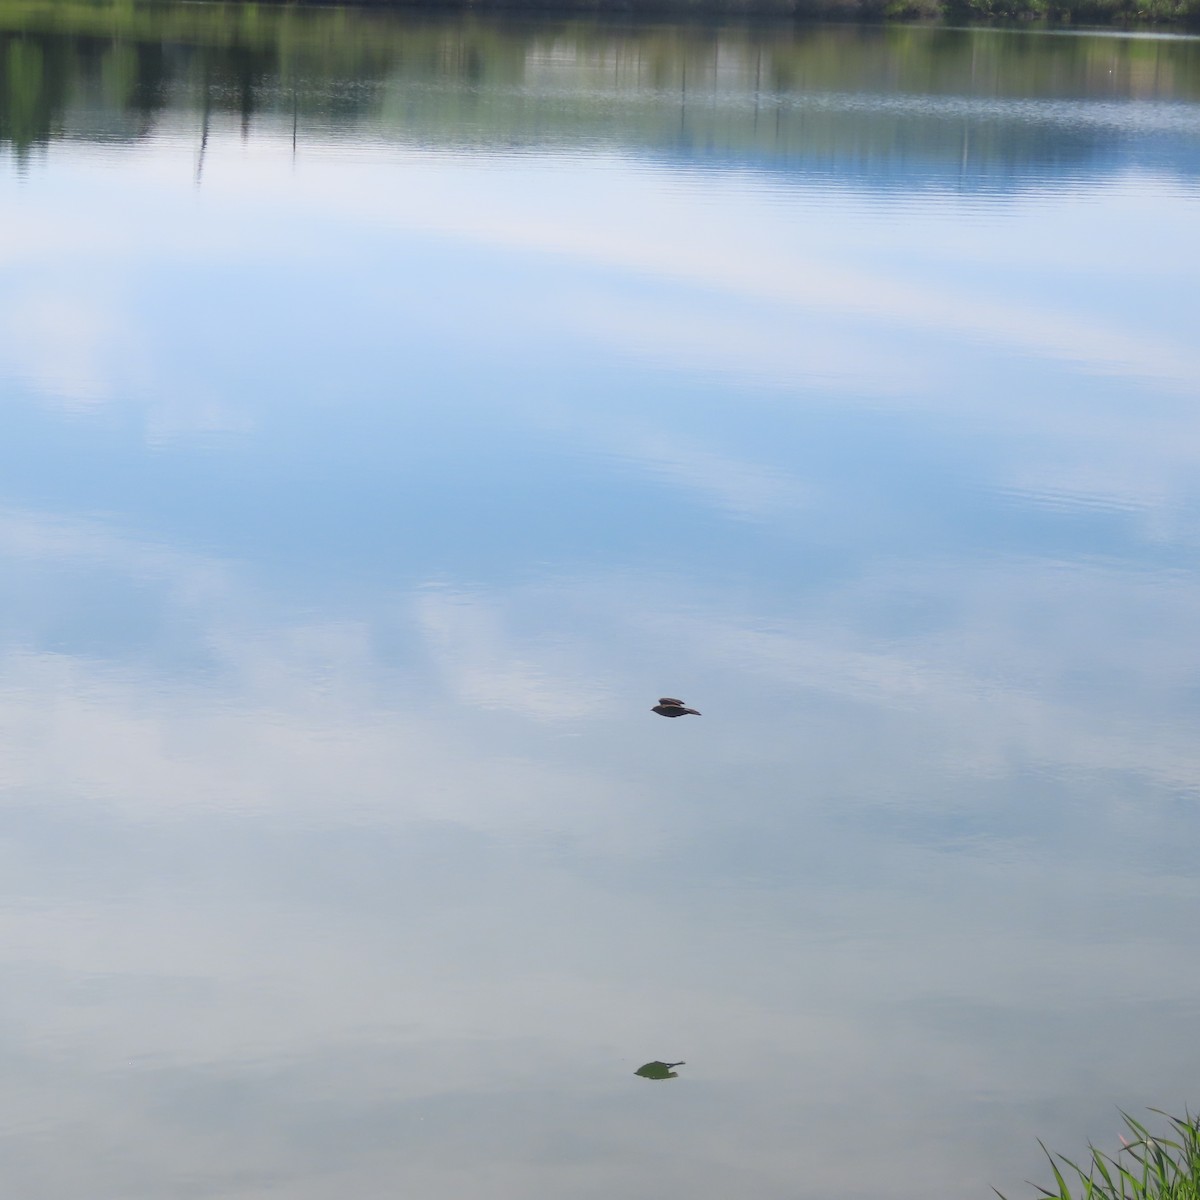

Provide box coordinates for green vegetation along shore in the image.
[0,0,1198,37]
[309,0,1200,24]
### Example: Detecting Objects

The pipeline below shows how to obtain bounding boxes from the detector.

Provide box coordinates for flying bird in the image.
[652,697,701,717]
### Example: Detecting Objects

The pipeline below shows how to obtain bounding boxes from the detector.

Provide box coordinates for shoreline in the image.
[0,0,1197,31]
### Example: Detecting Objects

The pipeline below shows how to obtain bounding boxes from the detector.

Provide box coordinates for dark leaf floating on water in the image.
[635,1061,685,1080]
[652,698,701,718]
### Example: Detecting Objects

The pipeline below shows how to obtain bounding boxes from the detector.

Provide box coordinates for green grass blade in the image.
[997,1106,1200,1199]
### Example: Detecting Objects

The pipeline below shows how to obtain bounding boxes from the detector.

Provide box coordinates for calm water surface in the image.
[2,6,1200,1198]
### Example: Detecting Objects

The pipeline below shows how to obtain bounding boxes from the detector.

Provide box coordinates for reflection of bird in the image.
[652,698,700,717]
[635,1060,686,1080]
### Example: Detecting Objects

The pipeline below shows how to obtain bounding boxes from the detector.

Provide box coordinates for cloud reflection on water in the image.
[3,508,1200,1196]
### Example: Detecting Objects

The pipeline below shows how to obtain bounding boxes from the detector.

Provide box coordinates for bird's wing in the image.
[658,697,685,706]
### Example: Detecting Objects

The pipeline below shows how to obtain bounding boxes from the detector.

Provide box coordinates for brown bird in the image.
[652,697,701,717]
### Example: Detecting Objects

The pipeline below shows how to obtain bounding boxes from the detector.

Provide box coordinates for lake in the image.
[2,5,1199,1198]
